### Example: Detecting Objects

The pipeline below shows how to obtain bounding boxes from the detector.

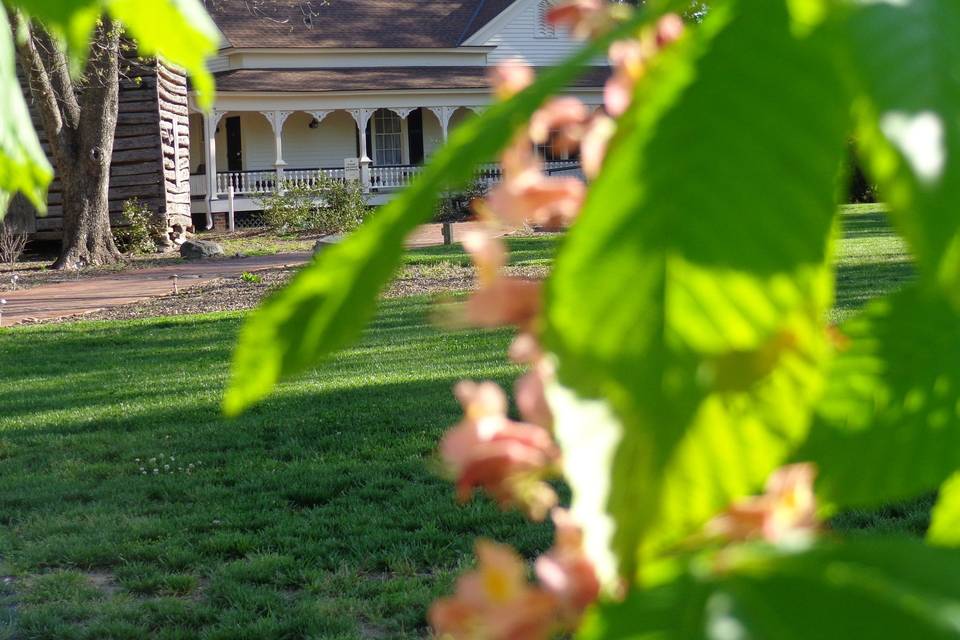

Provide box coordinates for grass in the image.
[402,234,560,268]
[832,205,912,324]
[212,230,318,257]
[0,300,541,639]
[0,208,916,638]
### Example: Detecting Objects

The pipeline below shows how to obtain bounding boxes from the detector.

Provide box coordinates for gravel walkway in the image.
[1,223,507,325]
[34,263,550,324]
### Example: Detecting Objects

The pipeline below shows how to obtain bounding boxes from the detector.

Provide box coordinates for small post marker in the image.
[0,299,6,326]
[169,274,180,294]
[442,222,453,245]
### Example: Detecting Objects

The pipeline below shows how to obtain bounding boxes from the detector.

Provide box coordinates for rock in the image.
[312,234,345,256]
[180,239,224,259]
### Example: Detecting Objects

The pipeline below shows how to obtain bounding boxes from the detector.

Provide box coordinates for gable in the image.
[463,0,591,65]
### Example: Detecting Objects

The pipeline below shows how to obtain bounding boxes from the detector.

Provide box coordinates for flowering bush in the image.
[225,0,960,637]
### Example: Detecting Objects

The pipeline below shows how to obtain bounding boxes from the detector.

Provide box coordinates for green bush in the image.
[113,198,162,254]
[258,176,367,235]
[434,178,489,223]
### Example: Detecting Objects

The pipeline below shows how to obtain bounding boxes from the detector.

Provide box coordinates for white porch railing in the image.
[284,168,348,189]
[216,170,277,196]
[369,165,424,190]
[209,161,582,197]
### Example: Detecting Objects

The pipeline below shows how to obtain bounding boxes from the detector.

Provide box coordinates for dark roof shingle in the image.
[204,0,518,49]
[213,65,611,92]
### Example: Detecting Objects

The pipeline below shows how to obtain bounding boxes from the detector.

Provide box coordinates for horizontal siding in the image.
[282,111,358,169]
[483,0,585,65]
[189,113,206,173]
[17,58,177,235]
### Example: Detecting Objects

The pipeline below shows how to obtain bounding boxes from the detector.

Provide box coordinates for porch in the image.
[187,104,585,219]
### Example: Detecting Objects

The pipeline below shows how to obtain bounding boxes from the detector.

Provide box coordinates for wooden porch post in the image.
[268,111,293,189]
[203,110,224,230]
[349,109,374,193]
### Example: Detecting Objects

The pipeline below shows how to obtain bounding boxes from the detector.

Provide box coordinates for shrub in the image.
[259,176,367,235]
[259,182,314,233]
[113,199,162,254]
[0,223,28,264]
[312,176,367,235]
[435,178,489,223]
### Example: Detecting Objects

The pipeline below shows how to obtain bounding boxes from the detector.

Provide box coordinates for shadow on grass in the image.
[841,211,898,239]
[834,260,915,314]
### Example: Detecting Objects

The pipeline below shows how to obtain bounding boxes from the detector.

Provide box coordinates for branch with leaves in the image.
[223,0,960,637]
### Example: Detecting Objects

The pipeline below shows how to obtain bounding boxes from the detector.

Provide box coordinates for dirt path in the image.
[0,223,483,326]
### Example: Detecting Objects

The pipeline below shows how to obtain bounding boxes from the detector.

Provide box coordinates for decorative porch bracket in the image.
[425,106,457,143]
[309,110,334,126]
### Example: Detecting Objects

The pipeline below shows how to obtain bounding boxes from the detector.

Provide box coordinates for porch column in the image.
[203,110,226,230]
[349,108,374,192]
[267,110,293,186]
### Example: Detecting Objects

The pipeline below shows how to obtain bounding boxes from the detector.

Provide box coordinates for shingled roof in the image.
[213,65,611,92]
[203,0,519,49]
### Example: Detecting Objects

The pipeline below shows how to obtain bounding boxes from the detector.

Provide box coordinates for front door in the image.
[408,108,424,165]
[225,116,243,172]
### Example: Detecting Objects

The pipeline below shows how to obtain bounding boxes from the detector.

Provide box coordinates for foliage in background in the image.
[0,0,218,218]
[435,178,491,223]
[111,198,162,254]
[259,177,367,236]
[225,0,960,636]
[848,141,878,203]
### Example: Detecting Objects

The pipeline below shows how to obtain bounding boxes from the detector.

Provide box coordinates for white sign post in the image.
[344,158,360,183]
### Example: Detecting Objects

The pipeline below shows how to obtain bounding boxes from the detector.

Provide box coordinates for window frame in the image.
[372,109,404,166]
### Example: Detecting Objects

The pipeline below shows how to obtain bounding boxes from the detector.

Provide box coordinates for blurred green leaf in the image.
[544,0,847,578]
[222,9,656,417]
[106,0,220,107]
[929,473,960,547]
[843,0,960,302]
[0,7,53,213]
[11,0,218,104]
[800,286,960,511]
[579,538,960,639]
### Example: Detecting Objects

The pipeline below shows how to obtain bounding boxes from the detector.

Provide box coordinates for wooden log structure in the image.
[11,57,193,244]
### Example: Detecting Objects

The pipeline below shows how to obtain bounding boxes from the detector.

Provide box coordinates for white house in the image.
[189,0,609,228]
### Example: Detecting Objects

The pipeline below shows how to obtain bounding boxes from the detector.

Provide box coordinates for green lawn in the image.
[0,213,915,638]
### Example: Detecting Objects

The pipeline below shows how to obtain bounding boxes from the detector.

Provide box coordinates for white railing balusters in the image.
[211,163,580,198]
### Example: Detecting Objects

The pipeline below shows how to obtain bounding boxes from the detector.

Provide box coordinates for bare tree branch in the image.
[10,12,72,165]
[33,27,81,128]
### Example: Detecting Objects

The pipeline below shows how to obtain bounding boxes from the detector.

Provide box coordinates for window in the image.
[535,132,576,162]
[536,0,556,38]
[373,109,403,166]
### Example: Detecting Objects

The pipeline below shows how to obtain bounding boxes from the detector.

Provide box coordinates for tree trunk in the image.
[54,159,122,269]
[14,14,123,269]
[52,24,122,270]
